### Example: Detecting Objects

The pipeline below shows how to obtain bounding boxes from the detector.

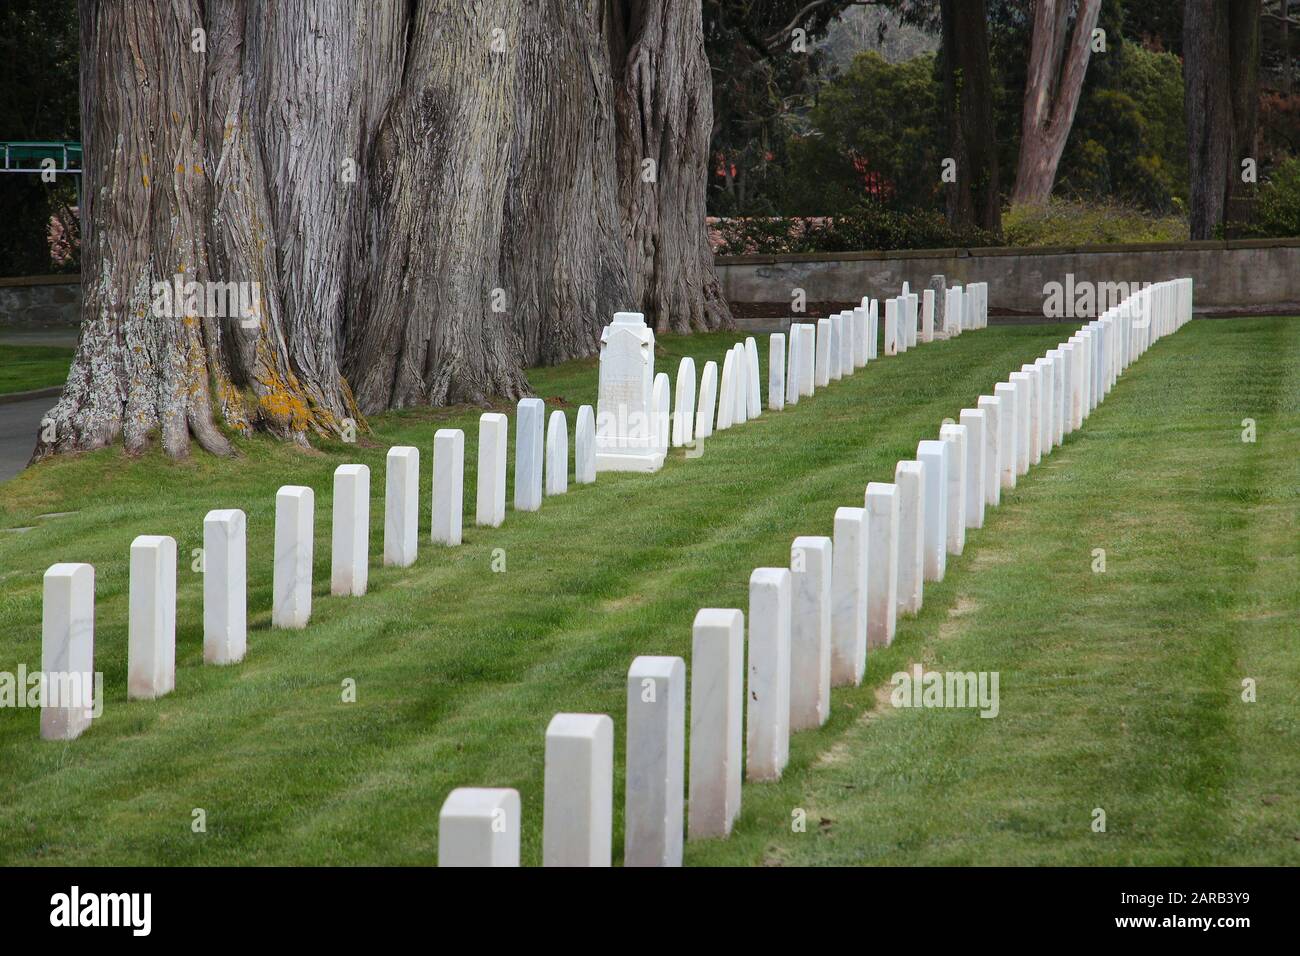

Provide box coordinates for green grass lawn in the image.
[0,344,76,395]
[0,318,1295,866]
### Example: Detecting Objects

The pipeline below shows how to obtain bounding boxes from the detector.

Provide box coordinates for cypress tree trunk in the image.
[39,0,730,458]
[939,0,1001,237]
[610,0,731,334]
[342,0,631,412]
[1184,0,1260,238]
[38,0,230,460]
[1184,0,1233,239]
[1225,0,1261,231]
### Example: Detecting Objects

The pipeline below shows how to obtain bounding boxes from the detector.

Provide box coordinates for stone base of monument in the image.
[595,450,665,473]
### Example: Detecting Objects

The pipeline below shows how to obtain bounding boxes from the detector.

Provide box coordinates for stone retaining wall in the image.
[715,238,1300,316]
[0,275,80,327]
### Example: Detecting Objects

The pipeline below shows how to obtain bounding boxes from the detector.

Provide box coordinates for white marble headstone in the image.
[746,568,791,782]
[128,534,176,700]
[385,447,420,563]
[273,486,313,629]
[893,461,925,617]
[575,405,597,484]
[976,395,1002,508]
[672,357,696,447]
[476,414,507,524]
[959,409,986,530]
[653,372,671,454]
[798,323,817,396]
[716,349,736,431]
[332,464,370,593]
[884,299,899,356]
[768,333,785,412]
[595,312,662,472]
[784,327,800,406]
[732,345,748,425]
[41,563,96,740]
[688,609,744,840]
[916,440,948,582]
[815,319,832,386]
[438,788,520,867]
[829,314,845,380]
[830,508,867,687]
[204,509,246,665]
[515,398,545,510]
[789,536,832,730]
[432,430,464,544]
[864,483,899,648]
[545,411,568,496]
[993,382,1018,489]
[939,423,967,555]
[744,337,762,418]
[695,360,718,438]
[544,713,612,867]
[624,655,686,867]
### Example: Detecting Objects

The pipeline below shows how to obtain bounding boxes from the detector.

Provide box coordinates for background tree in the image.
[1011,0,1104,204]
[782,52,943,213]
[0,0,79,276]
[939,0,1002,235]
[1184,0,1262,238]
[702,0,861,216]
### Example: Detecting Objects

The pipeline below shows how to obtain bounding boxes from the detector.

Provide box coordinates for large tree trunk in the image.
[610,0,731,334]
[41,0,728,458]
[37,0,231,460]
[939,0,1002,237]
[342,0,630,412]
[1225,0,1261,231]
[1011,0,1103,206]
[204,0,406,442]
[1185,0,1260,239]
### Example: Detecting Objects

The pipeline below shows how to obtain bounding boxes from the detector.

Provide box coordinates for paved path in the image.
[0,395,54,484]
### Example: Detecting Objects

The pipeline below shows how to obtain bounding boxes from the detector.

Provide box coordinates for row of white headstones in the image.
[32,276,1190,864]
[641,279,991,468]
[440,277,1193,866]
[35,279,986,740]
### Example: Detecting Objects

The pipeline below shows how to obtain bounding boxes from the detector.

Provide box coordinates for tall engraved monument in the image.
[595,312,664,473]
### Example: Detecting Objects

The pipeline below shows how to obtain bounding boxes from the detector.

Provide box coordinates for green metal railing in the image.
[1,141,82,173]
[1,141,83,209]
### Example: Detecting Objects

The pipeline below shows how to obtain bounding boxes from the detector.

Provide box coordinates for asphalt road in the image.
[0,395,54,484]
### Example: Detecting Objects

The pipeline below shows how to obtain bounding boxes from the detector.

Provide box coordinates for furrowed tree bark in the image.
[1184,0,1235,239]
[1011,0,1103,206]
[610,0,732,334]
[343,0,632,412]
[246,0,407,432]
[204,0,302,441]
[36,0,231,461]
[1225,0,1260,230]
[939,0,1002,236]
[1184,0,1261,238]
[43,0,729,458]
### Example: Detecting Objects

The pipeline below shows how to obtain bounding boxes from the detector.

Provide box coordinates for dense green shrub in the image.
[1057,46,1187,213]
[711,202,995,255]
[713,199,1189,255]
[1235,156,1300,238]
[777,52,944,216]
[1002,199,1187,246]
